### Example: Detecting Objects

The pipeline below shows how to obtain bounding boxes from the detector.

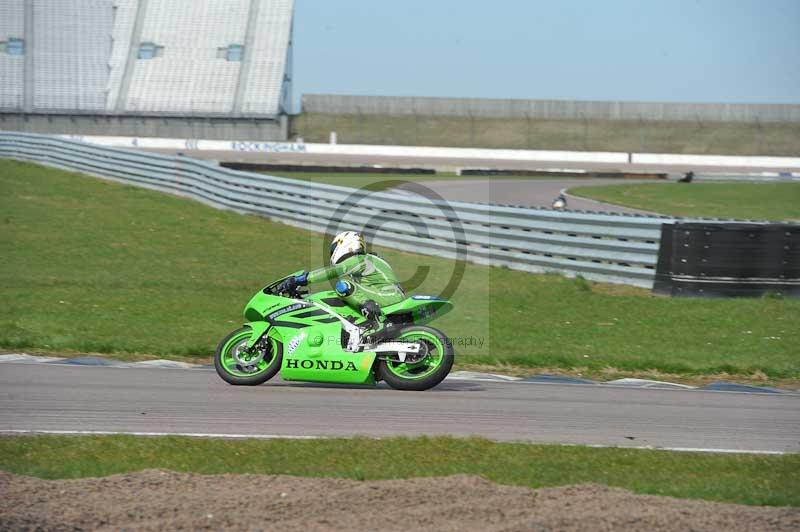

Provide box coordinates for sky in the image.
[292,0,800,108]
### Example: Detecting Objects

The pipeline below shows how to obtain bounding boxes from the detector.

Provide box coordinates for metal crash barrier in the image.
[4,131,790,291]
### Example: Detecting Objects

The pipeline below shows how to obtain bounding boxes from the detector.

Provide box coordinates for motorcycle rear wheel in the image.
[377,326,454,391]
[214,327,282,386]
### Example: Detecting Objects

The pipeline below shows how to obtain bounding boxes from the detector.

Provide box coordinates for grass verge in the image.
[2,159,799,381]
[570,182,800,221]
[1,435,797,507]
[266,171,562,191]
[291,113,800,156]
[269,172,446,191]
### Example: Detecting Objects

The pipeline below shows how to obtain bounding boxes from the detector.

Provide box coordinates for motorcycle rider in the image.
[279,231,405,331]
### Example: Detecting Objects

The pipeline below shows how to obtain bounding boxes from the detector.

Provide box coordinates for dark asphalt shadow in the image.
[272,380,485,392]
[424,381,485,392]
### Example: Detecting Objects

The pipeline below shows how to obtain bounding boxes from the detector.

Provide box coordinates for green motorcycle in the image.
[214,272,455,391]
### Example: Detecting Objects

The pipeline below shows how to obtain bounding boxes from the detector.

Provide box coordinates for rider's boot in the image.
[359,300,393,343]
[359,300,381,331]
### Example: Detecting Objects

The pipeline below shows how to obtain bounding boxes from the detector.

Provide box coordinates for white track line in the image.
[643,446,788,455]
[575,443,789,456]
[0,430,789,455]
[0,429,319,440]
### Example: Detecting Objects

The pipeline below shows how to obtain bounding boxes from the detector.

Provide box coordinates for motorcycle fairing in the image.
[270,320,377,385]
[383,296,453,325]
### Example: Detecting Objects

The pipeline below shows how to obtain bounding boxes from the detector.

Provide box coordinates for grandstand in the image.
[0,0,294,140]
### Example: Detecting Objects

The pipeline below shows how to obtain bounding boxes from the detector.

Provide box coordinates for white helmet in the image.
[330,231,365,265]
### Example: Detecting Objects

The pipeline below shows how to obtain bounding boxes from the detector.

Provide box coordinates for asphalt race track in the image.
[395,178,656,212]
[153,149,800,176]
[1,363,798,453]
[145,147,796,212]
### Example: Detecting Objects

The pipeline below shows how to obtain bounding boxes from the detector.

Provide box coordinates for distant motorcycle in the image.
[214,273,455,391]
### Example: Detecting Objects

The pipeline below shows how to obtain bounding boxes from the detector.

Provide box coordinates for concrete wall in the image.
[303,94,800,123]
[0,113,288,140]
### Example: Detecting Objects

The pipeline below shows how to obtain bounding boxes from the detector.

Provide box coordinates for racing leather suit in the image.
[307,253,405,310]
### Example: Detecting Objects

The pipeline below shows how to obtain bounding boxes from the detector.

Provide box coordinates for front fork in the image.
[244,321,272,349]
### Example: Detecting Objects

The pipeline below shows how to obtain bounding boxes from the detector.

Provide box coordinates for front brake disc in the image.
[232,342,266,368]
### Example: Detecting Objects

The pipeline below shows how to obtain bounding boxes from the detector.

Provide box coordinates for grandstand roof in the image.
[0,0,294,117]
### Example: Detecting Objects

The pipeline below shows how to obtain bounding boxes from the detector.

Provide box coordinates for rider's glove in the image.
[295,272,309,286]
[277,277,297,294]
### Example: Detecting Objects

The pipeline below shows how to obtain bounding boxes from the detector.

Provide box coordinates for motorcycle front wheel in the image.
[377,326,454,391]
[214,327,282,386]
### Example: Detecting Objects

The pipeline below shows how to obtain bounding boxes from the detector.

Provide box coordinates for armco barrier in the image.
[2,132,688,288]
